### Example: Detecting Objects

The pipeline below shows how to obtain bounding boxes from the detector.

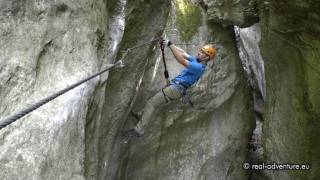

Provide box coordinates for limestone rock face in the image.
[235,23,265,101]
[3,0,318,180]
[235,23,265,180]
[116,1,255,179]
[0,0,109,179]
[84,0,171,179]
[198,0,259,27]
[0,0,255,179]
[259,0,320,179]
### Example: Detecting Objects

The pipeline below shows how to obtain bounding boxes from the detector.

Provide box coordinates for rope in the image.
[122,37,162,52]
[0,38,161,130]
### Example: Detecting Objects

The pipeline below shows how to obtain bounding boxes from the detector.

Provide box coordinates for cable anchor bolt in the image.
[116,60,125,68]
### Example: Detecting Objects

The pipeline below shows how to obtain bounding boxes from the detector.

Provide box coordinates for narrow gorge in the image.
[0,0,319,180]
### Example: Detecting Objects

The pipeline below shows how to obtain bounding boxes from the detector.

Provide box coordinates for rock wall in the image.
[203,0,320,179]
[235,23,265,180]
[2,0,318,180]
[0,0,255,179]
[116,0,255,179]
[0,0,172,179]
[84,0,171,179]
[0,0,108,179]
[259,0,320,179]
[199,0,259,27]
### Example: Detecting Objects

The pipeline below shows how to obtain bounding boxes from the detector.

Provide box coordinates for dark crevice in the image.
[35,40,53,79]
[234,25,266,180]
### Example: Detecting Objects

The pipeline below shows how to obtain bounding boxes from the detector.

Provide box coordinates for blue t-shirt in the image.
[171,54,206,88]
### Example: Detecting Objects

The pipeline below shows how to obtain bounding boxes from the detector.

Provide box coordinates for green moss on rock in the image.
[260,1,320,178]
[174,0,202,41]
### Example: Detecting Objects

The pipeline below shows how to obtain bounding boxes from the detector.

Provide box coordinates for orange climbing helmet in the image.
[201,44,216,60]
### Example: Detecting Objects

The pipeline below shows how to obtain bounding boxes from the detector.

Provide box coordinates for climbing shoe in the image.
[123,128,143,138]
[120,128,143,144]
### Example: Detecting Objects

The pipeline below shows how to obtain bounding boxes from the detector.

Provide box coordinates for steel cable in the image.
[0,37,202,130]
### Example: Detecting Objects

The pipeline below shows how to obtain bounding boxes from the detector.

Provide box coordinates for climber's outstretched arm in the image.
[169,45,189,67]
[173,46,189,59]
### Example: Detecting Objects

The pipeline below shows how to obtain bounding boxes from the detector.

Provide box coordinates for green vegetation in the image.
[174,0,202,41]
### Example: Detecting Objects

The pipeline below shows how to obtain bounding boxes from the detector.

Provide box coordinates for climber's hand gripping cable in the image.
[161,39,189,67]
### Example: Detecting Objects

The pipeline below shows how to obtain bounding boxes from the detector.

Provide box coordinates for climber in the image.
[122,39,217,139]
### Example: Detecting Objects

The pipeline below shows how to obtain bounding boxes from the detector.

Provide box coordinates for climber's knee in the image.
[146,98,156,109]
[147,90,167,108]
[163,85,182,100]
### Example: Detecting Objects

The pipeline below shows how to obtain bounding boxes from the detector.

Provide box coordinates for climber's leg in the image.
[134,85,182,134]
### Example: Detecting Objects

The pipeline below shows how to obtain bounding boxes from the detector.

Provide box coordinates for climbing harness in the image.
[161,88,170,103]
[0,38,161,130]
[171,82,194,107]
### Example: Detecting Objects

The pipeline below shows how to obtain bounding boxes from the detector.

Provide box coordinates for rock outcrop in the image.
[1,0,255,179]
[202,0,320,179]
[259,0,320,179]
[0,0,109,179]
[114,0,255,179]
[85,0,171,179]
[199,0,259,27]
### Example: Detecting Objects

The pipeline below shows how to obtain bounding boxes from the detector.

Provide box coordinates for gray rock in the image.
[235,23,265,101]
[84,0,171,179]
[7,0,320,180]
[116,2,255,179]
[0,0,108,179]
[198,0,259,27]
[235,23,265,180]
[259,0,320,179]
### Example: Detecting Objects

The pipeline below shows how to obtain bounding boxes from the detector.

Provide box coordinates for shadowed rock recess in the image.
[0,0,318,180]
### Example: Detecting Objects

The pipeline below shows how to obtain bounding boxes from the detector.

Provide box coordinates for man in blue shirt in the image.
[123,40,217,139]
